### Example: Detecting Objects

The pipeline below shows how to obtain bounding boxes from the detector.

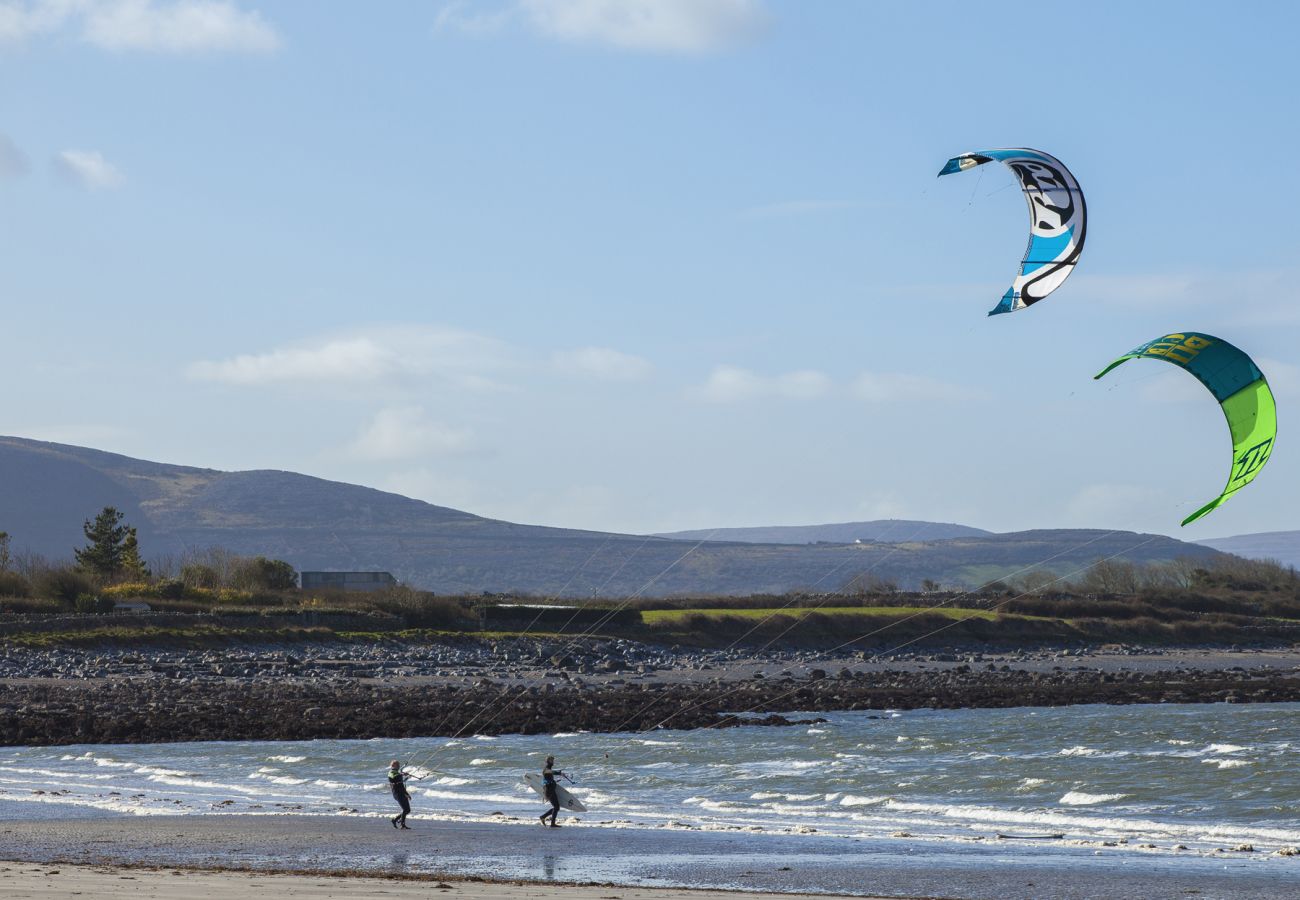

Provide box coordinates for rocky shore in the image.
[2,636,1298,746]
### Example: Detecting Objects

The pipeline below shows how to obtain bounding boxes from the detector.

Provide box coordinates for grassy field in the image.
[639,606,1041,625]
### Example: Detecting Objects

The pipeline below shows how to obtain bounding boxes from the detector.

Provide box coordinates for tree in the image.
[237,556,297,591]
[119,527,150,580]
[74,507,130,580]
[0,531,10,574]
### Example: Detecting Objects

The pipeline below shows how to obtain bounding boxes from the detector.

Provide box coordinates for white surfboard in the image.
[523,772,586,812]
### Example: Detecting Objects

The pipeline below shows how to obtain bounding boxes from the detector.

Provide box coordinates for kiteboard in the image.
[523,772,586,812]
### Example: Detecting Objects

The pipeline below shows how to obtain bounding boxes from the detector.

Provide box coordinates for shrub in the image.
[34,568,96,603]
[0,596,65,614]
[0,571,32,598]
[74,593,115,614]
[181,563,220,590]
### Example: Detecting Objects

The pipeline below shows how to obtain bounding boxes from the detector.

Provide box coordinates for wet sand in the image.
[0,861,901,900]
[1,815,1296,900]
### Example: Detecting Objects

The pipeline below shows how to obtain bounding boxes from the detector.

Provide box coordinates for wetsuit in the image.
[389,768,411,828]
[540,765,563,826]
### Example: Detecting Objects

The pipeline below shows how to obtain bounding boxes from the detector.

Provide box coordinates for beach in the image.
[0,861,897,900]
[2,702,1299,899]
[2,814,1298,900]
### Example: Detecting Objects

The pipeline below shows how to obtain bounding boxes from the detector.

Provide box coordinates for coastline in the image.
[3,814,1297,900]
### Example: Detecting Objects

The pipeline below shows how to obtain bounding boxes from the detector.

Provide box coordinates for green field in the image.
[640,606,1040,625]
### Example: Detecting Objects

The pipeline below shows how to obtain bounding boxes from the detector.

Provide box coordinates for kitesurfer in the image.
[539,755,564,827]
[389,759,412,829]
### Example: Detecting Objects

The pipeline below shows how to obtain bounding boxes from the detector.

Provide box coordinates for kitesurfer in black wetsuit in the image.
[539,755,564,827]
[388,759,412,829]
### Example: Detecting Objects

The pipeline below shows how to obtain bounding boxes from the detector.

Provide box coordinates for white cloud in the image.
[438,0,767,53]
[552,346,651,380]
[82,0,279,53]
[0,0,68,44]
[852,372,984,404]
[187,325,512,387]
[0,133,28,178]
[53,149,124,189]
[695,365,831,403]
[347,407,476,461]
[0,0,279,53]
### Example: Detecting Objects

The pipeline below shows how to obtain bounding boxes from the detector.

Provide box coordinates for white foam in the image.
[468,758,495,766]
[268,755,306,763]
[1205,743,1248,754]
[1203,759,1251,770]
[839,794,888,807]
[1059,791,1128,806]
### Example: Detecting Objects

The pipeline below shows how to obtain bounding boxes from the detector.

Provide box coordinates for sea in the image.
[2,701,1298,860]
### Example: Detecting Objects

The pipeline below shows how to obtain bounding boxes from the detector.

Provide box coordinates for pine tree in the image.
[74,507,129,579]
[119,527,150,580]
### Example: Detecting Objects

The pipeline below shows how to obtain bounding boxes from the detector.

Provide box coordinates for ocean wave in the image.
[468,758,496,766]
[839,794,888,807]
[267,755,306,763]
[1059,791,1128,806]
[1203,759,1252,770]
[1204,743,1248,754]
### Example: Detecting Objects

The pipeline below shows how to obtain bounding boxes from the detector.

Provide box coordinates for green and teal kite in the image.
[1096,332,1276,526]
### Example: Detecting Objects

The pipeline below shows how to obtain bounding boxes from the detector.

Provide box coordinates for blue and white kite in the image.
[938,148,1087,316]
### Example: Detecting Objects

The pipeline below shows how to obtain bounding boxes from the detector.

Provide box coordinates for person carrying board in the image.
[539,755,565,827]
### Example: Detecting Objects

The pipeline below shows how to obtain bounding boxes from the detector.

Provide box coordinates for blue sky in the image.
[2,0,1298,538]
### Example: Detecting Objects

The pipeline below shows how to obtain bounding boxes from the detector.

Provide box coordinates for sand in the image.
[0,861,899,900]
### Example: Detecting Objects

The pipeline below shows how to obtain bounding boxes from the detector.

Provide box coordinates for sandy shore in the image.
[0,861,901,900]
[2,815,1297,900]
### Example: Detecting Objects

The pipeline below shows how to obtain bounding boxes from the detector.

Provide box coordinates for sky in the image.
[2,0,1299,539]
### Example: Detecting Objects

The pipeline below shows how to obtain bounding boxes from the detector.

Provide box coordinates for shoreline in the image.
[0,861,908,900]
[2,815,1297,900]
[2,644,1299,746]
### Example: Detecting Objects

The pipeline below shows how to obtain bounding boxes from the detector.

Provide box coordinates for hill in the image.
[656,520,991,544]
[1196,531,1300,569]
[0,436,1225,595]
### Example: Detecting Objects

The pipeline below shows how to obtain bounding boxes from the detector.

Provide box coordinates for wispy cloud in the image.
[694,365,831,403]
[347,406,477,461]
[552,346,652,381]
[0,0,279,53]
[0,133,28,178]
[852,372,985,404]
[437,0,768,54]
[53,149,125,189]
[0,0,66,44]
[187,325,512,388]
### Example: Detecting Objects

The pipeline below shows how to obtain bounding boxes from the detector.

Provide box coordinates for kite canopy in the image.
[1095,333,1276,526]
[938,148,1086,316]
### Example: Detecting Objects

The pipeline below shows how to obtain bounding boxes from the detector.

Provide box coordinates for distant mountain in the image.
[0,436,1226,595]
[1196,531,1300,568]
[656,520,991,545]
